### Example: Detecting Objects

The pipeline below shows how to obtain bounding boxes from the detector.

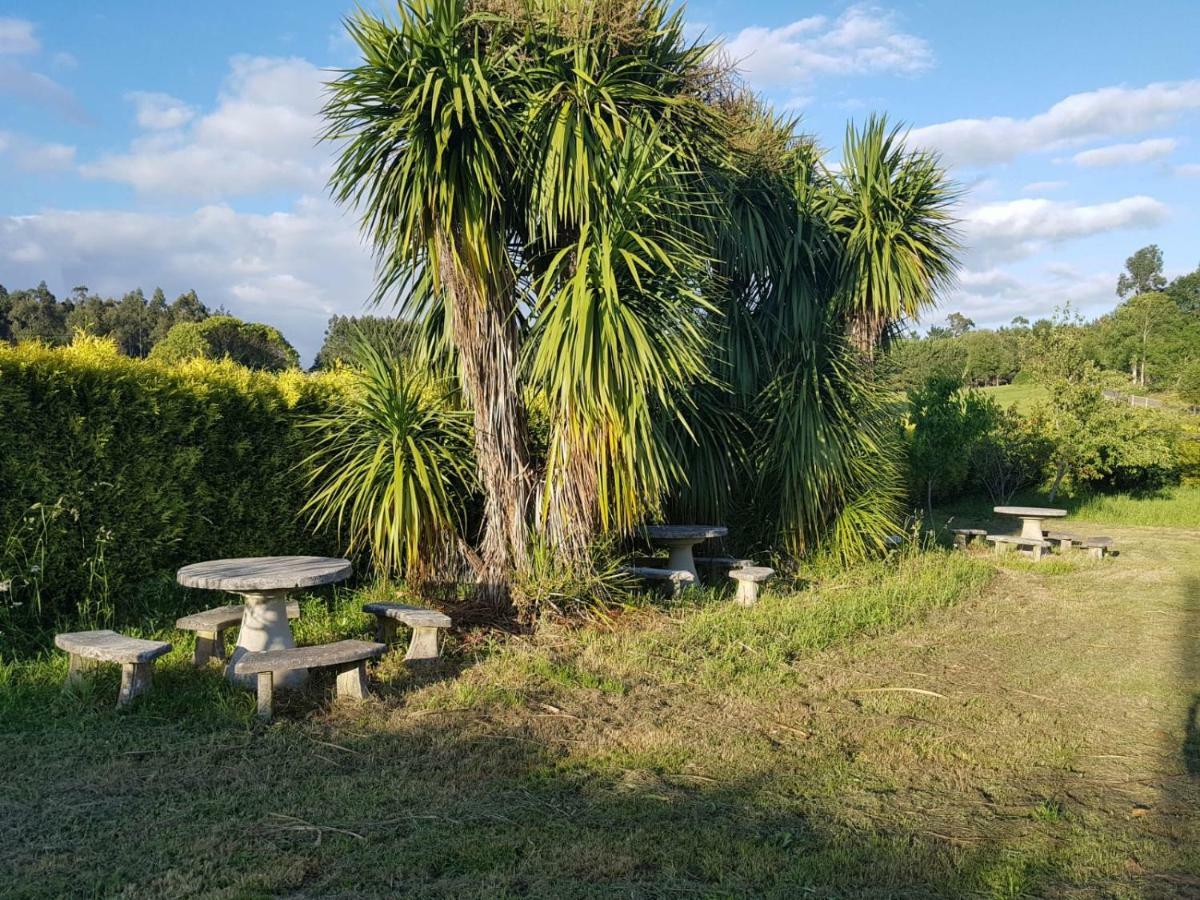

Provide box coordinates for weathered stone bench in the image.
[951,528,987,549]
[55,630,172,708]
[621,565,696,595]
[233,639,386,721]
[1043,530,1082,553]
[1082,537,1114,560]
[176,601,300,668]
[362,603,452,662]
[986,534,1052,561]
[729,566,774,606]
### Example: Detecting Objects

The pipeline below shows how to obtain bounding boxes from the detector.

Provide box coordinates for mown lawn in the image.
[2,518,1198,897]
[978,381,1048,414]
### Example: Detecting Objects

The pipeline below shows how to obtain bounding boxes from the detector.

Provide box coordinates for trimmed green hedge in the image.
[0,337,348,651]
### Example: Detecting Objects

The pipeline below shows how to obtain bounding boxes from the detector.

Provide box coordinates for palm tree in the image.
[324,1,533,595]
[831,115,960,361]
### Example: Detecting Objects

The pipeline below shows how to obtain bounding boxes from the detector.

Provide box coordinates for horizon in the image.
[2,0,1198,363]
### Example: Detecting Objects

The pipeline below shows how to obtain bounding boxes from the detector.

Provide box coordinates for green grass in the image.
[2,514,1199,897]
[978,381,1048,414]
[937,484,1200,531]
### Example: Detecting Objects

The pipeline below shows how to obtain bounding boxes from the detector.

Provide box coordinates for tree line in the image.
[883,245,1200,399]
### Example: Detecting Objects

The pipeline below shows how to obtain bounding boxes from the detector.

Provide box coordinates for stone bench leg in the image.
[1029,544,1044,562]
[993,542,1013,555]
[335,660,370,701]
[374,616,398,645]
[734,581,758,607]
[117,662,153,708]
[255,671,274,722]
[66,654,96,688]
[405,627,442,662]
[192,629,227,668]
[1087,547,1105,560]
[953,534,968,550]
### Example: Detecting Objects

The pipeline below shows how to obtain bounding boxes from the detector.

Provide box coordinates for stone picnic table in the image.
[177,556,351,689]
[993,506,1067,540]
[643,525,728,580]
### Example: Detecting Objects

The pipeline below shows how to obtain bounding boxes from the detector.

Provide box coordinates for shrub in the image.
[0,336,344,651]
[150,315,300,371]
[1178,360,1200,404]
[906,375,996,511]
[971,407,1053,503]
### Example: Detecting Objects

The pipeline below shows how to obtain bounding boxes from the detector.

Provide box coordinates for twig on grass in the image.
[853,687,949,699]
[265,813,365,845]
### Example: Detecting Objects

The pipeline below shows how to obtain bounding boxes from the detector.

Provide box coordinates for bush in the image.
[1177,360,1200,405]
[149,315,300,371]
[906,375,997,511]
[0,336,345,651]
[971,407,1053,503]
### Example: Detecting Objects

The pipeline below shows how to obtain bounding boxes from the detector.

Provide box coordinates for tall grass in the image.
[1067,485,1200,528]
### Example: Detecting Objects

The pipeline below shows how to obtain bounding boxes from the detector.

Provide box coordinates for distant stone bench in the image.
[951,528,987,549]
[1043,531,1082,553]
[176,601,300,668]
[986,534,1052,561]
[1082,537,1114,560]
[693,556,753,573]
[233,639,386,721]
[729,566,774,606]
[621,565,696,595]
[55,630,172,708]
[363,603,452,662]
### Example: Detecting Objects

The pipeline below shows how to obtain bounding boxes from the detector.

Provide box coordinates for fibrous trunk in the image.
[437,231,533,600]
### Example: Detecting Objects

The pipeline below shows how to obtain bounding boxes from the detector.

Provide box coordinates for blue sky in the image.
[2,1,1198,362]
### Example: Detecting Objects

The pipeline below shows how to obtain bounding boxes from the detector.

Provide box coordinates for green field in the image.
[978,381,1049,414]
[3,496,1199,897]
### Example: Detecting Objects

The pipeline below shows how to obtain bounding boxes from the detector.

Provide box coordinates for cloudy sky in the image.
[2,1,1198,362]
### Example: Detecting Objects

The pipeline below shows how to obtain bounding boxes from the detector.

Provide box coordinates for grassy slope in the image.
[978,382,1048,414]
[2,524,1198,897]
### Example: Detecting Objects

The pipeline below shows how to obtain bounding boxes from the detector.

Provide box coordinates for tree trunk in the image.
[848,313,883,363]
[926,479,933,522]
[436,230,532,600]
[1048,461,1067,502]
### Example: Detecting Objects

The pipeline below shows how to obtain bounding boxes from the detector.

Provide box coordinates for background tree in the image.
[1116,244,1167,298]
[946,311,974,336]
[906,375,995,515]
[313,315,417,369]
[1165,264,1200,315]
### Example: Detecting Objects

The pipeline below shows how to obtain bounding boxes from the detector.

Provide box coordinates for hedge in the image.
[0,336,348,652]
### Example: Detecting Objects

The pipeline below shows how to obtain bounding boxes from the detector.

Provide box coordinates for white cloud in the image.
[724,5,932,89]
[82,56,328,199]
[1021,180,1067,194]
[909,80,1200,167]
[0,198,376,364]
[962,196,1169,262]
[1176,163,1200,177]
[0,130,75,172]
[0,17,39,55]
[937,268,1115,328]
[127,91,196,130]
[1071,137,1177,167]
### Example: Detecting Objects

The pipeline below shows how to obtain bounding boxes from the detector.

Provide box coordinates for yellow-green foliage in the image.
[0,336,348,644]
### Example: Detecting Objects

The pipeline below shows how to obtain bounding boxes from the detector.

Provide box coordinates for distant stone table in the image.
[643,525,728,580]
[993,506,1067,540]
[177,556,351,688]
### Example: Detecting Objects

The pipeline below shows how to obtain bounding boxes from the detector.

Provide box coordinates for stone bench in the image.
[986,534,1052,562]
[176,601,300,668]
[951,528,987,549]
[1082,537,1114,560]
[55,630,172,708]
[693,556,753,573]
[363,603,452,662]
[620,565,696,595]
[1043,530,1082,553]
[729,566,774,606]
[233,639,386,721]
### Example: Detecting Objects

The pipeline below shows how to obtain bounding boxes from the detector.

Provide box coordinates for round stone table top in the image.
[643,525,728,543]
[177,556,352,592]
[993,506,1067,518]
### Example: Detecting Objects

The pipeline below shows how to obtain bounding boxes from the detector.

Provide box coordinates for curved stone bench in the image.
[621,565,696,596]
[1082,537,1114,560]
[729,566,774,606]
[233,639,386,721]
[55,630,172,708]
[176,601,300,668]
[951,528,987,549]
[363,603,452,662]
[986,534,1051,562]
